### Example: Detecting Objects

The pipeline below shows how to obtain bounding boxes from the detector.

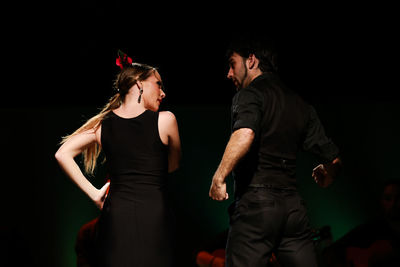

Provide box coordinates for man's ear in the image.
[247,54,258,69]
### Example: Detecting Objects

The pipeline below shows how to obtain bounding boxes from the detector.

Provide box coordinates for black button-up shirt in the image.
[231,73,339,196]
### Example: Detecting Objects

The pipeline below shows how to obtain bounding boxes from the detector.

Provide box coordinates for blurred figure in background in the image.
[322,179,400,266]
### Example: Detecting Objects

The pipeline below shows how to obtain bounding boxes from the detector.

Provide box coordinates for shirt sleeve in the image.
[302,105,340,163]
[231,86,263,135]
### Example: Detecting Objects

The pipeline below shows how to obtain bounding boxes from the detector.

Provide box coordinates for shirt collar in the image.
[248,72,275,87]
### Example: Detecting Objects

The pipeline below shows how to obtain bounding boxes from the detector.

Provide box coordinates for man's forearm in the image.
[214,128,255,182]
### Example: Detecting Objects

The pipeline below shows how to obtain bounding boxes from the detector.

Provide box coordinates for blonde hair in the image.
[60,63,157,175]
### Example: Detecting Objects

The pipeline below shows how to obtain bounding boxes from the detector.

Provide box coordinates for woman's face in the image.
[142,71,166,111]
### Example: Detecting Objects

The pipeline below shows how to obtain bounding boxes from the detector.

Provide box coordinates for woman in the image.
[55,55,181,266]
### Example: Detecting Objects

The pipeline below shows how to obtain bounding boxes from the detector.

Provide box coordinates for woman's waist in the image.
[112,175,167,186]
[106,181,168,200]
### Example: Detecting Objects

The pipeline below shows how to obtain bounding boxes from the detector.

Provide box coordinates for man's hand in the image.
[209,176,229,201]
[312,164,333,188]
[312,157,342,188]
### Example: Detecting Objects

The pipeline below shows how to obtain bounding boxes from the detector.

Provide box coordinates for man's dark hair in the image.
[226,33,278,73]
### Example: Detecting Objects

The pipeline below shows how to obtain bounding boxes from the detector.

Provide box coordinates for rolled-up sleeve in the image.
[302,105,340,163]
[231,86,263,136]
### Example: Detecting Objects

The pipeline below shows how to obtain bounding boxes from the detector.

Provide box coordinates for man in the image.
[209,35,342,267]
[322,180,400,266]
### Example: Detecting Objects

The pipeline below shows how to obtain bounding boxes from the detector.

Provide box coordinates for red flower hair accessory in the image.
[116,49,133,69]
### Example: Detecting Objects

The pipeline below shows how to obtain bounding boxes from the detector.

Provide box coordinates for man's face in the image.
[381,184,400,220]
[227,52,248,90]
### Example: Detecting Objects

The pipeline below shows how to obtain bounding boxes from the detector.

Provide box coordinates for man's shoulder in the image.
[233,86,264,107]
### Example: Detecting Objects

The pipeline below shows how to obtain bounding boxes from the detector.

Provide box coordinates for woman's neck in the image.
[114,96,146,117]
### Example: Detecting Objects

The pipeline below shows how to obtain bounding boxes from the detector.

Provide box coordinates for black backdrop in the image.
[2,2,399,266]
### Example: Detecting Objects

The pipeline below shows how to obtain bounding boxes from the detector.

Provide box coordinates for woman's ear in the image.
[136,81,143,90]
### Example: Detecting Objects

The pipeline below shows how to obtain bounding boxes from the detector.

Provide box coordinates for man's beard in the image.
[236,66,248,91]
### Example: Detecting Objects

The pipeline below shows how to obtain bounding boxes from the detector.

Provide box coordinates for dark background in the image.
[1,1,399,266]
[5,1,397,108]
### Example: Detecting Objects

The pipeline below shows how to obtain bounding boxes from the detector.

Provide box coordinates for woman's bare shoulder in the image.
[159,111,177,122]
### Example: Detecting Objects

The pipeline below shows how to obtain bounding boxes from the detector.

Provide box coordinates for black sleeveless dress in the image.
[95,110,175,267]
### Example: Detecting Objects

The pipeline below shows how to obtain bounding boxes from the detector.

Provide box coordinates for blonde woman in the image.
[55,55,181,267]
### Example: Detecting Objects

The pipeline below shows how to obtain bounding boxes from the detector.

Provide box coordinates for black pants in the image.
[226,185,318,267]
